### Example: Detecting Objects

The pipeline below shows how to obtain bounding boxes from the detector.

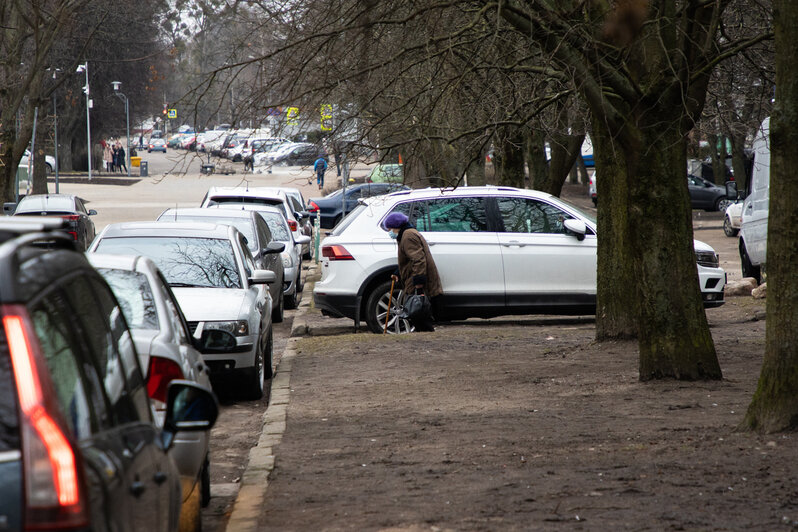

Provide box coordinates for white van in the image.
[737,117,770,282]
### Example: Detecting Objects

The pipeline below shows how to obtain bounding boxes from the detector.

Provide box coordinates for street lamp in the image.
[111,81,130,177]
[76,63,92,180]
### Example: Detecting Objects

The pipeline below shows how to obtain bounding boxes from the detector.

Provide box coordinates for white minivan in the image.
[737,117,770,282]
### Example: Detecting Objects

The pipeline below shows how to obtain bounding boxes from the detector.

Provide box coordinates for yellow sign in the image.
[286,107,299,125]
[167,109,177,119]
[320,104,333,131]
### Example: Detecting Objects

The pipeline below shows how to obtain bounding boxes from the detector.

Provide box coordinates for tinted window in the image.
[16,195,75,213]
[394,198,488,232]
[497,197,572,234]
[0,335,20,450]
[94,236,241,289]
[97,269,159,330]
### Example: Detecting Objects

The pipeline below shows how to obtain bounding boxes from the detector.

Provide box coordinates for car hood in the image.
[693,239,715,253]
[171,287,249,321]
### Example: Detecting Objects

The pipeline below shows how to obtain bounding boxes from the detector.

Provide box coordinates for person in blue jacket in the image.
[314,157,328,189]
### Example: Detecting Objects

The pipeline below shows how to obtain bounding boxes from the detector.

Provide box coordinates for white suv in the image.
[313,186,727,333]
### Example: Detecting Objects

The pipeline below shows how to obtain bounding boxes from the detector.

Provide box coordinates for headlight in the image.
[204,320,249,336]
[696,251,719,268]
[282,252,293,268]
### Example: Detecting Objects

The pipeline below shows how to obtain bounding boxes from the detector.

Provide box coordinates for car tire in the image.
[201,457,211,507]
[264,328,273,380]
[296,270,304,294]
[365,279,412,335]
[45,163,53,175]
[740,240,761,284]
[715,198,732,212]
[242,339,265,400]
[723,216,739,237]
[591,198,597,206]
[272,290,284,323]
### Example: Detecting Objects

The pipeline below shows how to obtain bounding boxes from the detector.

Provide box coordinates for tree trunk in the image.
[525,128,548,189]
[539,133,583,197]
[576,155,589,185]
[32,112,49,195]
[465,148,487,186]
[742,0,798,432]
[729,133,749,197]
[628,121,720,380]
[592,119,638,340]
[493,128,525,188]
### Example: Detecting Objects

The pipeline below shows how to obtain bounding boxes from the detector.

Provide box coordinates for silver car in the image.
[88,254,214,527]
[88,222,276,400]
[212,203,309,309]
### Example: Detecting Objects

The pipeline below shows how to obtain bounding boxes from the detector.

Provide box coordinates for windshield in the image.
[555,198,597,225]
[97,269,159,330]
[94,237,241,288]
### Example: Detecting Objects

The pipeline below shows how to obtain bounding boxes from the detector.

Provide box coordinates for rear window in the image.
[166,215,256,251]
[0,331,20,451]
[15,196,74,213]
[330,204,368,236]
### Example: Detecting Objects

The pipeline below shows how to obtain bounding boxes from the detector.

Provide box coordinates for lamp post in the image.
[111,81,130,177]
[76,63,92,180]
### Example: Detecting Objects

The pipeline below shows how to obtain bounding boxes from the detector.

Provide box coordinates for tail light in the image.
[287,220,298,231]
[61,215,79,223]
[322,245,354,260]
[2,306,88,529]
[146,356,184,405]
[307,201,319,213]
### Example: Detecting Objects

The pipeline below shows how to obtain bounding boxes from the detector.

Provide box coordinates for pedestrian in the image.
[313,156,327,189]
[111,143,119,173]
[103,142,113,173]
[116,142,127,174]
[383,212,443,332]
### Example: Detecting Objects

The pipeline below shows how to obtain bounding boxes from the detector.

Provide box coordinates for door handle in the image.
[502,240,525,247]
[130,480,146,497]
[153,471,168,485]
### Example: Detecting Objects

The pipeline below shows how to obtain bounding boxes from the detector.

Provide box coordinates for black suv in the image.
[0,218,218,531]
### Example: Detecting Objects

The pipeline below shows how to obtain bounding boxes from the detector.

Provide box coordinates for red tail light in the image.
[2,306,88,529]
[307,201,319,213]
[287,220,298,231]
[147,356,184,404]
[61,215,79,222]
[322,245,354,260]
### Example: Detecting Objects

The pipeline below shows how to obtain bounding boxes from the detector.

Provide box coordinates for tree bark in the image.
[493,127,526,188]
[538,133,582,197]
[742,0,798,432]
[729,133,749,196]
[525,127,548,189]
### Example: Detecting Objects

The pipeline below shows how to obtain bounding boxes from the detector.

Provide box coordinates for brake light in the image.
[308,201,319,213]
[3,307,88,529]
[287,220,298,231]
[67,232,78,241]
[322,245,354,260]
[61,215,79,222]
[147,356,184,404]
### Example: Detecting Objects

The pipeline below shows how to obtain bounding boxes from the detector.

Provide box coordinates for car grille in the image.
[186,321,200,336]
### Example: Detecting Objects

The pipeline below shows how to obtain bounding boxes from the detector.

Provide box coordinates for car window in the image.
[94,236,242,289]
[255,216,273,244]
[97,269,159,330]
[348,189,363,200]
[156,271,192,343]
[259,212,291,241]
[399,198,488,232]
[29,296,95,440]
[497,197,575,234]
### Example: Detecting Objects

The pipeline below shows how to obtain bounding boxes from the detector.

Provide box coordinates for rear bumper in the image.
[313,291,358,320]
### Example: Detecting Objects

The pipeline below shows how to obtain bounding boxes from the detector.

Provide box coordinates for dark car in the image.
[0,217,218,532]
[687,174,733,211]
[270,143,327,166]
[11,193,97,250]
[307,183,410,229]
[156,207,287,323]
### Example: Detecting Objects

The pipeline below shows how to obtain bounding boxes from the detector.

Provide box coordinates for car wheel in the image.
[715,198,732,212]
[45,163,53,175]
[242,339,265,400]
[365,279,412,334]
[591,198,597,206]
[201,457,211,507]
[296,270,304,294]
[264,328,274,380]
[272,290,284,323]
[285,284,298,310]
[723,216,739,237]
[740,240,761,284]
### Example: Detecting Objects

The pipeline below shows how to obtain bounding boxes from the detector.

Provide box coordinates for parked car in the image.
[308,183,410,229]
[588,173,597,205]
[313,186,727,334]
[0,217,218,531]
[253,142,298,167]
[211,204,308,309]
[180,134,197,151]
[156,208,286,322]
[167,133,189,149]
[148,138,168,153]
[365,164,403,184]
[268,142,326,166]
[88,253,215,529]
[723,201,743,237]
[687,174,733,211]
[19,149,57,174]
[89,222,277,399]
[200,186,311,260]
[265,186,314,259]
[10,193,97,250]
[245,138,290,169]
[735,117,770,282]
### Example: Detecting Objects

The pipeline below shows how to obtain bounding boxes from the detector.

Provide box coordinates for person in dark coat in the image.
[384,212,443,332]
[116,142,127,174]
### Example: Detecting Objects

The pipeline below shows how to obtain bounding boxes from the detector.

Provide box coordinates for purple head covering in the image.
[383,212,409,229]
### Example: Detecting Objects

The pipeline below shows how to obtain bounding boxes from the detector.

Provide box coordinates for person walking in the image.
[111,143,119,173]
[313,156,327,189]
[116,142,127,174]
[383,212,443,332]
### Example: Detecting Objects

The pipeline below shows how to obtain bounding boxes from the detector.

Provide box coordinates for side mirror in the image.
[294,211,309,220]
[295,234,311,245]
[195,328,237,353]
[725,181,738,200]
[161,380,218,450]
[563,219,587,241]
[249,269,276,285]
[4,202,17,215]
[88,209,98,216]
[265,241,285,254]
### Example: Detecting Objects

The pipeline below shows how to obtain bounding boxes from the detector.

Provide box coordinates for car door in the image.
[494,196,597,310]
[394,196,504,312]
[687,175,714,209]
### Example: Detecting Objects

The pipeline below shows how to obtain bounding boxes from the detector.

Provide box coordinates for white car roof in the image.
[159,207,255,220]
[206,186,288,200]
[96,221,237,240]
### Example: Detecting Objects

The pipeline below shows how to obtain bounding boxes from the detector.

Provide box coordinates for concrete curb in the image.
[224,341,297,532]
